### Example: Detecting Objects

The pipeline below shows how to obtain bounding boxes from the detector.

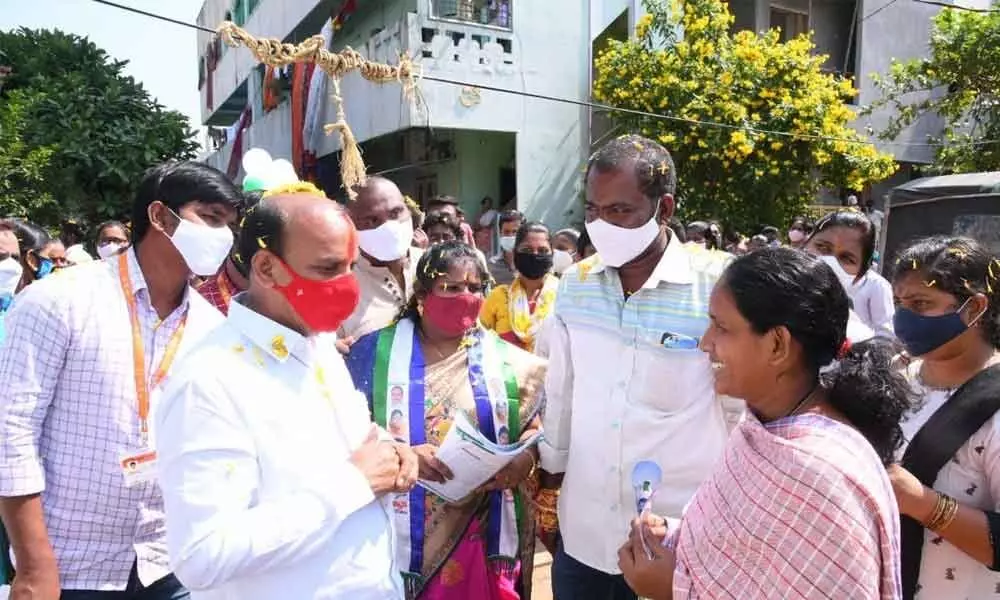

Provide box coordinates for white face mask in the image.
[357,218,413,262]
[817,254,859,295]
[553,249,575,274]
[168,210,233,277]
[0,257,23,297]
[586,213,661,268]
[499,235,516,253]
[97,242,124,260]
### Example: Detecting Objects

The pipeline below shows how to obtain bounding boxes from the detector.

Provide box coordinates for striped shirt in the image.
[536,235,742,573]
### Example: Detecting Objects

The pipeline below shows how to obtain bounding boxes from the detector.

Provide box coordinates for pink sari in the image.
[421,519,520,600]
[672,413,901,599]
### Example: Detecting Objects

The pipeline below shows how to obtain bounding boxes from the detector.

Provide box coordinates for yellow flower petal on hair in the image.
[924,280,936,287]
[257,237,267,249]
[232,344,245,354]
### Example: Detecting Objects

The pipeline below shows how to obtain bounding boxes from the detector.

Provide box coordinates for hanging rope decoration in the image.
[217,21,421,198]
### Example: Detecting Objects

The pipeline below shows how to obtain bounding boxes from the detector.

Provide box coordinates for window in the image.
[770,8,808,42]
[432,0,512,29]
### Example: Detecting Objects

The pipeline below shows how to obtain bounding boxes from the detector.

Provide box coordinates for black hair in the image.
[498,209,523,230]
[577,228,595,256]
[399,241,491,322]
[722,248,913,465]
[11,220,53,254]
[669,218,687,243]
[422,212,463,240]
[760,226,779,242]
[892,236,1000,349]
[235,198,291,274]
[427,194,459,209]
[514,221,550,248]
[553,228,580,246]
[130,161,243,243]
[586,134,677,205]
[95,220,129,241]
[789,216,813,234]
[60,221,85,246]
[808,210,876,278]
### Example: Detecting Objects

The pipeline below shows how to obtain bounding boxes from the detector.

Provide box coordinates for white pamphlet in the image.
[419,411,543,503]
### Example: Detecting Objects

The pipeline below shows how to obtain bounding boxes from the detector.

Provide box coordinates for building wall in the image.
[198,0,589,230]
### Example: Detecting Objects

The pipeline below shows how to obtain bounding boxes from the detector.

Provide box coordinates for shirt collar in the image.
[584,231,694,286]
[123,246,192,308]
[227,294,311,364]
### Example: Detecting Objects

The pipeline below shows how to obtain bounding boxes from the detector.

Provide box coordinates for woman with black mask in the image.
[480,221,558,352]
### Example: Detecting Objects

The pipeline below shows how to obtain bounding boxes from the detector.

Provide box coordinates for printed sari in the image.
[670,413,901,599]
[347,320,546,600]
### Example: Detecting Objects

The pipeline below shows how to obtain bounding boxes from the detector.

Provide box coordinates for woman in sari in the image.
[479,221,558,352]
[618,247,911,599]
[346,241,546,600]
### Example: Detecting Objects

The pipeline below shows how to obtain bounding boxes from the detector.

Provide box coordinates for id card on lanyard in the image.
[117,253,187,487]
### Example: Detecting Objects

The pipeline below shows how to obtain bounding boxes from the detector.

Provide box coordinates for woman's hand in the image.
[887,464,936,522]
[483,451,536,491]
[412,444,454,484]
[618,517,676,600]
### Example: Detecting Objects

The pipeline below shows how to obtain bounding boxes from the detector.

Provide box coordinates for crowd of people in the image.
[0,134,998,600]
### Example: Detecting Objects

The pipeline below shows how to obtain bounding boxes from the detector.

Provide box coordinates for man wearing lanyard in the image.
[157,191,416,598]
[0,161,243,599]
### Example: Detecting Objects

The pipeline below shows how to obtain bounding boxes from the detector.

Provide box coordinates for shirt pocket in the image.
[631,329,714,413]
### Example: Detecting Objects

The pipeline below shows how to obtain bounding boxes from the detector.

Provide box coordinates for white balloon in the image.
[242,147,273,176]
[270,159,299,186]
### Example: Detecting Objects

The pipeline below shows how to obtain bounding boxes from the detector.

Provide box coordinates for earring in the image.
[417,302,424,317]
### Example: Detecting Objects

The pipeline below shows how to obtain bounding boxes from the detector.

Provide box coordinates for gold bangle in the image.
[930,495,959,533]
[923,494,946,530]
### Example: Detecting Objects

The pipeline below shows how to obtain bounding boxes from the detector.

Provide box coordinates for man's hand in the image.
[411,444,453,484]
[10,568,60,600]
[350,426,401,496]
[335,336,356,356]
[393,443,420,492]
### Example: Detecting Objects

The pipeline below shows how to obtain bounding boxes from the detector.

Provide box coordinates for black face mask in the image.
[514,251,553,280]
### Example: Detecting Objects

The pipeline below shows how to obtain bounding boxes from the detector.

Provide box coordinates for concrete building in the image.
[196,0,589,230]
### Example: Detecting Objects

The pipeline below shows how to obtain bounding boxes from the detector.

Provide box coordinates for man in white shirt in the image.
[156,191,417,599]
[536,136,738,600]
[0,162,242,599]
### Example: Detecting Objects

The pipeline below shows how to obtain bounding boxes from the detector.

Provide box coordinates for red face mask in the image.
[274,259,360,333]
[423,292,483,336]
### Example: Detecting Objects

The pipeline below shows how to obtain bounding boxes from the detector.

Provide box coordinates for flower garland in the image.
[508,274,559,346]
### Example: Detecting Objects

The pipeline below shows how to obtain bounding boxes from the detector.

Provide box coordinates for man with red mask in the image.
[155,191,418,599]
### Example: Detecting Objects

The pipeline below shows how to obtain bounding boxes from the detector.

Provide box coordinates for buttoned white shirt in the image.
[156,297,402,600]
[536,239,742,574]
[0,249,222,589]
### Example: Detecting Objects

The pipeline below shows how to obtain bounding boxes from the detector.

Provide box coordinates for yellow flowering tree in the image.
[593,0,897,231]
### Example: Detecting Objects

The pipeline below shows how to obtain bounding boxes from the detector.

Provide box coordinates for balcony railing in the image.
[431,0,512,30]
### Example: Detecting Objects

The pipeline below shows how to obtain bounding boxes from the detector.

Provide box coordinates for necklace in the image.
[785,384,820,419]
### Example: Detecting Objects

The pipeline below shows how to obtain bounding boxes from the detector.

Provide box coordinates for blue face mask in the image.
[893,298,981,357]
[35,258,54,280]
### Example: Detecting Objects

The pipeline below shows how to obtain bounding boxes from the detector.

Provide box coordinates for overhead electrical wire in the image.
[87,0,1000,149]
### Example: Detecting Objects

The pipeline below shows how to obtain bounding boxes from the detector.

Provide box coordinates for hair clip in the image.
[256,237,267,249]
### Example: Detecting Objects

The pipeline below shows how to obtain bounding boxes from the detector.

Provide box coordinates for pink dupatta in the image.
[673,413,901,599]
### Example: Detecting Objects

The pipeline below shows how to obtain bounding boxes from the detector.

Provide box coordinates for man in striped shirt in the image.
[536,135,739,600]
